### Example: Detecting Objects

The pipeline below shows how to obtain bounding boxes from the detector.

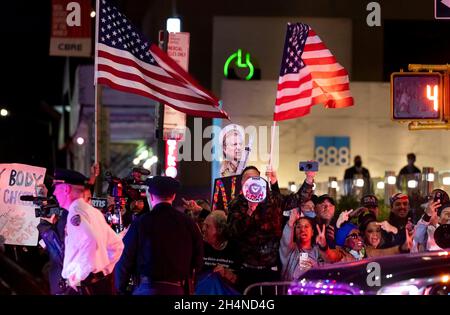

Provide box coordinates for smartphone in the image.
[434,191,442,203]
[299,161,319,172]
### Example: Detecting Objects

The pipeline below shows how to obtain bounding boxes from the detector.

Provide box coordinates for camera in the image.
[299,161,319,172]
[105,167,150,202]
[104,168,151,233]
[20,195,63,218]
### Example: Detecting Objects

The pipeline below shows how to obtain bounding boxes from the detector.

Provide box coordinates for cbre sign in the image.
[50,0,92,57]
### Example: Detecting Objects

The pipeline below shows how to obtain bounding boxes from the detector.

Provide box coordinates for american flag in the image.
[95,0,229,119]
[274,23,353,121]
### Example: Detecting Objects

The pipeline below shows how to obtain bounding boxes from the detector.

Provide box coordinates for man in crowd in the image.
[115,176,203,295]
[227,165,315,292]
[52,169,124,295]
[398,153,421,177]
[314,194,337,248]
[387,193,414,246]
[343,155,372,195]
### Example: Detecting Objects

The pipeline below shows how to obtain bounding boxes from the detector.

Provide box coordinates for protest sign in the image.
[0,163,46,246]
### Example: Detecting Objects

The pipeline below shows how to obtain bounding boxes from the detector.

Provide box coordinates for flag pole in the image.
[269,120,277,170]
[94,0,103,196]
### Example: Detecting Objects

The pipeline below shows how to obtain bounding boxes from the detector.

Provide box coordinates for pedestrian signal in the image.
[391,72,443,121]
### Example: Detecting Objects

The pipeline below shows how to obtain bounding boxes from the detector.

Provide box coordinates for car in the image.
[289,251,450,295]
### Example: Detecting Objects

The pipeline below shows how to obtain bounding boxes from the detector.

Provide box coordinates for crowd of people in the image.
[1,159,449,296]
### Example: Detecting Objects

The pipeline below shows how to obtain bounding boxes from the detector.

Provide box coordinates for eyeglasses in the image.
[346,233,362,239]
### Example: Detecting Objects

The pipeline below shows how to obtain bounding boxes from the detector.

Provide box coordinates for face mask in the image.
[303,211,316,219]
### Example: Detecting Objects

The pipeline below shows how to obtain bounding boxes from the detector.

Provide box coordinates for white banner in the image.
[163,32,190,141]
[0,163,46,246]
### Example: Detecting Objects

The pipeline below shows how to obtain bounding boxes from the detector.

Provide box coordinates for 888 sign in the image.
[314,137,350,166]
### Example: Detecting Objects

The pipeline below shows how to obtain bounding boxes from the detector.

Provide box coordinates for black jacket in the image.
[115,202,204,294]
[37,209,68,295]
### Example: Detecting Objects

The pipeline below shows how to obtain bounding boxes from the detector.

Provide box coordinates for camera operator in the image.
[52,168,124,295]
[35,182,68,295]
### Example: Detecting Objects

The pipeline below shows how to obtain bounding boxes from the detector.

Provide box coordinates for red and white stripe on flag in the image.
[95,0,229,119]
[274,23,354,121]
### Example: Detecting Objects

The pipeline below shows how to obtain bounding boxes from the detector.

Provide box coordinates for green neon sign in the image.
[224,49,255,80]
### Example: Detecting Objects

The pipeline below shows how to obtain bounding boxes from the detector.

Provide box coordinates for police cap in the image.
[145,176,180,198]
[53,168,88,186]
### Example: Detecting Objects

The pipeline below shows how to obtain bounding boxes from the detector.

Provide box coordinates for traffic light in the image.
[391,72,443,121]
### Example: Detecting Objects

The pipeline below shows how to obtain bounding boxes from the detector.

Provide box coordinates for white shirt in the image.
[62,198,124,287]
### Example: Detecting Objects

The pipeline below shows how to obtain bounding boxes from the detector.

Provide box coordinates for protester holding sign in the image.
[227,165,315,292]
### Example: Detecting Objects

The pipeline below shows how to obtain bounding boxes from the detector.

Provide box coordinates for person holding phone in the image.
[227,165,315,292]
[279,209,321,281]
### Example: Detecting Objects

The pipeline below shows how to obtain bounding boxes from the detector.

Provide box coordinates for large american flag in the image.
[274,23,353,121]
[95,0,229,119]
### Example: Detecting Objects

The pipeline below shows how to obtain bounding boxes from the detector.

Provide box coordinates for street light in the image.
[76,137,85,145]
[407,180,418,188]
[377,181,385,189]
[288,181,296,192]
[0,109,8,117]
[166,17,181,33]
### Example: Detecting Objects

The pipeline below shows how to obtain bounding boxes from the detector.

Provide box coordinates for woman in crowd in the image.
[317,221,413,263]
[196,210,241,294]
[280,209,321,281]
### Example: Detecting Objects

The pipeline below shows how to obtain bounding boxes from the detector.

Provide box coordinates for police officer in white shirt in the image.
[52,169,124,295]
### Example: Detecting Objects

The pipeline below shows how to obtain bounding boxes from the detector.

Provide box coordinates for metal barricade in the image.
[243,281,294,295]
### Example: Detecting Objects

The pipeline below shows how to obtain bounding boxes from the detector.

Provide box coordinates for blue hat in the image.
[335,222,358,247]
[145,176,180,197]
[53,168,88,186]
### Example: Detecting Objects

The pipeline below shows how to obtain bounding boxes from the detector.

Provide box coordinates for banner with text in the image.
[163,32,190,141]
[50,0,92,57]
[0,164,46,246]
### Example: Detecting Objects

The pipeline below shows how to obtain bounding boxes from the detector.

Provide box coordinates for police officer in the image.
[115,176,204,295]
[52,169,124,295]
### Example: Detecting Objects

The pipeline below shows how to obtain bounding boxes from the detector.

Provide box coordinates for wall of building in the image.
[212,16,353,94]
[220,79,450,188]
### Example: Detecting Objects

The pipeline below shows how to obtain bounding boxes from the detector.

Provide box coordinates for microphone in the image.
[19,195,47,202]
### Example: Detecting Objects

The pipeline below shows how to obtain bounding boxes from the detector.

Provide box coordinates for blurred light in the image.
[336,186,340,192]
[330,181,338,189]
[443,177,450,186]
[90,10,96,18]
[438,251,449,256]
[165,166,177,178]
[377,181,385,189]
[138,150,149,160]
[441,275,449,283]
[378,284,419,295]
[166,18,181,33]
[426,173,435,182]
[387,176,396,185]
[289,182,296,192]
[421,256,431,261]
[143,156,158,170]
[0,109,8,117]
[133,158,140,166]
[76,137,85,145]
[407,180,418,188]
[355,179,364,187]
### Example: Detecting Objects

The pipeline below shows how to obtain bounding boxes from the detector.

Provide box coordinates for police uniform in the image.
[115,176,204,295]
[55,169,124,295]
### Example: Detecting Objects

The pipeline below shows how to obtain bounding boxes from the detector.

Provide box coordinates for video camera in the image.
[105,167,150,201]
[19,195,63,218]
[104,167,151,233]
